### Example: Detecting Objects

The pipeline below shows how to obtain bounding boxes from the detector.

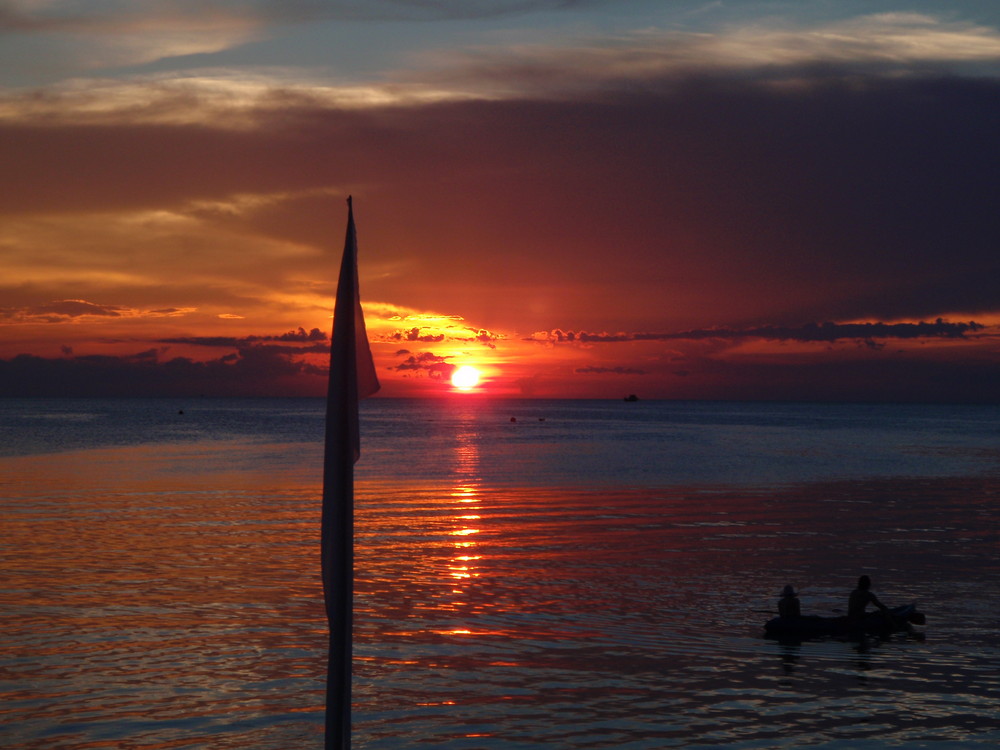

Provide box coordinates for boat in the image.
[764,604,925,640]
[624,394,639,402]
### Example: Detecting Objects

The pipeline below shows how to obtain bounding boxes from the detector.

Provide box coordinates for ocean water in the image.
[1,398,999,748]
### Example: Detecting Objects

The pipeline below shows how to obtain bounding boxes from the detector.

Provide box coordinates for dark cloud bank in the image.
[5,72,1000,332]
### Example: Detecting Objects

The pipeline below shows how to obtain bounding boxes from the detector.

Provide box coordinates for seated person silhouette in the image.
[848,575,888,621]
[778,584,801,618]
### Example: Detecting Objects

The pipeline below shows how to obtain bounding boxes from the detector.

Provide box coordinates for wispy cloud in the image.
[0,0,597,80]
[406,12,1000,98]
[0,0,593,32]
[0,299,196,324]
[4,12,999,126]
[0,73,478,127]
[1,1,267,68]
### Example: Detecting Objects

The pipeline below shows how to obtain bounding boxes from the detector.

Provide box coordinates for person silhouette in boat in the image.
[848,575,889,621]
[778,584,801,618]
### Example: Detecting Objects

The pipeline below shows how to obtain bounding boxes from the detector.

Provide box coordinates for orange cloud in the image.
[0,299,197,324]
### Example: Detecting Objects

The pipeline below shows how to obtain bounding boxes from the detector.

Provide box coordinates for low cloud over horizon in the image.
[2,314,996,401]
[533,320,989,346]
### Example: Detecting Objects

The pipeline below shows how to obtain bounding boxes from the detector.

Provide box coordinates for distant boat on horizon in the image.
[624,394,639,402]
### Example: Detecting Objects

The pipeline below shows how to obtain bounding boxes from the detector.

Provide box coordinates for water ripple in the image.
[2,424,999,747]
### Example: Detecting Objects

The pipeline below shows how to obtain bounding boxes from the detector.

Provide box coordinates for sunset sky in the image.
[2,0,999,400]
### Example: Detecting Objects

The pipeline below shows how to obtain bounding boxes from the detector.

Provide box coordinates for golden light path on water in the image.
[1,399,999,748]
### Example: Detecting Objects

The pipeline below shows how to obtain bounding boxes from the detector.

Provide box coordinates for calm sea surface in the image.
[1,398,999,748]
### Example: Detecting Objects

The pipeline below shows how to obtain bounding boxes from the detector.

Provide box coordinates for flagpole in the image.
[322,196,379,749]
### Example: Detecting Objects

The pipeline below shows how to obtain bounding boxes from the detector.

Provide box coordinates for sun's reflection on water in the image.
[442,417,486,625]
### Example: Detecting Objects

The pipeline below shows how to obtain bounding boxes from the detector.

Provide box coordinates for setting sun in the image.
[451,365,482,390]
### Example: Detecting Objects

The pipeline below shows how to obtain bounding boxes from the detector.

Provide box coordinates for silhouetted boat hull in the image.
[764,604,923,640]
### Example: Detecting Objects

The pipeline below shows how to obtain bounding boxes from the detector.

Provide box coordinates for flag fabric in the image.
[322,196,379,749]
